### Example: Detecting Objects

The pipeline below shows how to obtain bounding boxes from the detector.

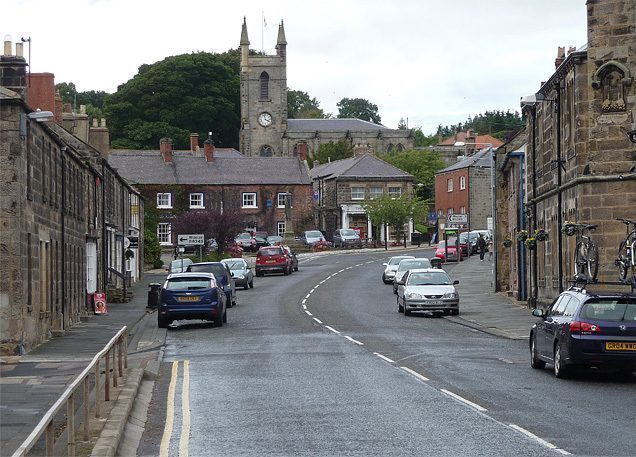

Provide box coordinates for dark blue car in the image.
[530,288,636,378]
[187,262,237,307]
[158,273,227,328]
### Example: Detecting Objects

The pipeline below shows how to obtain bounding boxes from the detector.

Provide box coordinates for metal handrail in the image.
[11,326,128,457]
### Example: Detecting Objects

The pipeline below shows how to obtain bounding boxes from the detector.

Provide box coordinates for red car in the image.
[435,240,461,262]
[448,236,469,258]
[255,246,293,276]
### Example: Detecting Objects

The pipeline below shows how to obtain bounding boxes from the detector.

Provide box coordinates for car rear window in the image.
[259,247,283,256]
[187,264,226,277]
[165,278,212,290]
[389,256,413,265]
[398,259,432,271]
[340,229,356,236]
[305,231,322,237]
[580,299,636,321]
[407,271,452,285]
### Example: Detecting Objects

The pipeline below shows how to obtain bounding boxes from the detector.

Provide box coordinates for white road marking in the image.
[160,361,179,457]
[310,288,315,293]
[400,366,429,382]
[440,389,487,412]
[301,299,307,304]
[325,326,340,334]
[314,284,320,288]
[302,304,307,310]
[305,294,311,299]
[344,336,364,345]
[373,352,395,363]
[320,279,326,284]
[508,424,571,455]
[313,317,323,324]
[179,360,190,457]
[497,357,514,364]
[305,310,313,316]
[338,269,345,273]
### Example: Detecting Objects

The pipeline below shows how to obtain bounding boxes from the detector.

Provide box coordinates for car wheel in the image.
[249,280,254,288]
[553,342,569,378]
[382,274,390,284]
[393,285,397,294]
[158,315,169,328]
[443,309,450,316]
[232,298,237,307]
[294,265,298,272]
[450,309,459,316]
[404,303,411,316]
[222,309,227,323]
[256,271,262,277]
[283,267,289,276]
[244,283,249,290]
[530,334,546,369]
[397,297,404,313]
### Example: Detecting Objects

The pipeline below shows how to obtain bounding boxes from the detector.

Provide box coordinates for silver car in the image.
[382,255,415,284]
[392,258,433,294]
[396,268,460,316]
[221,258,254,290]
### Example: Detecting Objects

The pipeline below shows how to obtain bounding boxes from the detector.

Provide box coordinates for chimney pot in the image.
[4,39,11,56]
[204,138,215,162]
[16,42,23,57]
[190,133,199,152]
[160,138,174,163]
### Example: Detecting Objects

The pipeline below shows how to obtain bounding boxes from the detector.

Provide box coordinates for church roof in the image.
[107,150,312,185]
[436,148,492,174]
[310,153,413,181]
[287,118,390,132]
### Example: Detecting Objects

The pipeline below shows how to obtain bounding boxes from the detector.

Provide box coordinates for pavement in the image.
[0,247,538,456]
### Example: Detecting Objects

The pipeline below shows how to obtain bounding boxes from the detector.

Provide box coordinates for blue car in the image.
[158,273,227,328]
[187,262,237,307]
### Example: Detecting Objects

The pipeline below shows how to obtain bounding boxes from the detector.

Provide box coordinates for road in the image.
[136,248,636,456]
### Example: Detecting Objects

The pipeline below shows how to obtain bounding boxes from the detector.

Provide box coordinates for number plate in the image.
[426,300,445,306]
[605,342,636,351]
[178,296,199,302]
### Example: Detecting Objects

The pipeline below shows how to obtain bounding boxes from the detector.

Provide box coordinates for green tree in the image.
[383,149,445,200]
[143,228,162,268]
[336,97,381,124]
[172,208,243,254]
[56,82,109,121]
[363,194,424,245]
[288,89,329,119]
[308,140,353,167]
[103,51,241,150]
[436,110,525,141]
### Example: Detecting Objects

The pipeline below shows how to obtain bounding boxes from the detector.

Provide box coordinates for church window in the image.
[260,145,273,157]
[260,72,270,100]
[386,143,394,153]
[396,143,404,152]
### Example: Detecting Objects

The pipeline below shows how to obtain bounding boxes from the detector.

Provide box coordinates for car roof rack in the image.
[567,278,636,294]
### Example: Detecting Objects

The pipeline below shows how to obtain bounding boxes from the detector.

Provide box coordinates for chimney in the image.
[54,91,63,123]
[0,39,28,99]
[353,143,372,157]
[204,137,215,162]
[190,133,199,152]
[89,118,110,159]
[567,46,577,55]
[466,129,475,141]
[555,46,566,69]
[160,138,173,163]
[27,73,56,118]
[297,143,308,161]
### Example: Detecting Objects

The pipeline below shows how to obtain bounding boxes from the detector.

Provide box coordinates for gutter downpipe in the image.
[531,108,538,308]
[61,147,67,329]
[556,84,564,293]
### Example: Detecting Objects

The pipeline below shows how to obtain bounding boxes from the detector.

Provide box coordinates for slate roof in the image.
[310,154,413,181]
[287,118,389,132]
[107,150,311,185]
[437,132,503,147]
[437,148,492,173]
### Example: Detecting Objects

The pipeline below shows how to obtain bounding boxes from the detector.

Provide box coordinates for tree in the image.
[336,97,381,124]
[308,140,353,167]
[288,89,329,119]
[383,149,445,200]
[103,51,241,150]
[171,208,243,254]
[56,82,109,121]
[412,127,437,147]
[436,110,525,141]
[363,194,424,244]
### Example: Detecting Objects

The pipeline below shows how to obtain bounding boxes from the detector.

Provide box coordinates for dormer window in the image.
[260,72,269,100]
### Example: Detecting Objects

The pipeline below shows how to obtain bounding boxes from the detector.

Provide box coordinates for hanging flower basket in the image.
[124,249,135,259]
[562,222,577,237]
[525,237,537,250]
[516,230,529,242]
[502,239,513,248]
[534,229,548,242]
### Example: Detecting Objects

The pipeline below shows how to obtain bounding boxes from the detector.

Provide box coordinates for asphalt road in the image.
[137,249,636,457]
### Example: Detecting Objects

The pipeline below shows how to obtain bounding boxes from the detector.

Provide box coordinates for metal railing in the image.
[11,326,129,457]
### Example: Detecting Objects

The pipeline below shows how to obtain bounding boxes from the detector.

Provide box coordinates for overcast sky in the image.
[5,0,587,134]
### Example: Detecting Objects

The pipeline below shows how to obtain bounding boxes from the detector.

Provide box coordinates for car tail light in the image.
[570,321,601,335]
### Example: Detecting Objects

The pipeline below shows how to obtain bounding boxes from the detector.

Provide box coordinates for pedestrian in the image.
[477,234,487,261]
[487,238,494,261]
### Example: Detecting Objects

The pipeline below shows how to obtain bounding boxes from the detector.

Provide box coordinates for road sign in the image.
[446,223,467,230]
[447,214,468,224]
[177,234,204,245]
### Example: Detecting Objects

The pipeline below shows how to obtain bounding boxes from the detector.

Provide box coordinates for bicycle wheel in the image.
[587,240,599,281]
[617,239,629,282]
[575,241,598,281]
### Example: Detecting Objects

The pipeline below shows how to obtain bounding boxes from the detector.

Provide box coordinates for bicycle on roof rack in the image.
[563,222,599,283]
[615,217,636,287]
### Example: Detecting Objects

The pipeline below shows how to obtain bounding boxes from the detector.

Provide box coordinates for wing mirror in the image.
[382,262,388,266]
[532,308,545,318]
[453,280,459,285]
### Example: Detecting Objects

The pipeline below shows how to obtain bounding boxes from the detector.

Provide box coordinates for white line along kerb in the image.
[400,366,429,382]
[344,336,364,345]
[313,317,323,324]
[373,353,395,363]
[325,326,340,334]
[508,424,571,455]
[441,389,487,412]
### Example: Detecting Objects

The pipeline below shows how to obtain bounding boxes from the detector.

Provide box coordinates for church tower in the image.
[239,18,288,156]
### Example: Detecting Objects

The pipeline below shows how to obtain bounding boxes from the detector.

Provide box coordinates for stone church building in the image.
[238,19,414,158]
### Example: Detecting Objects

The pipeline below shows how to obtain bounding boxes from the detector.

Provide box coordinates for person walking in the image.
[477,234,487,261]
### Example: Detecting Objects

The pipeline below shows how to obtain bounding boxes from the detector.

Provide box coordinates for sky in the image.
[4,0,587,134]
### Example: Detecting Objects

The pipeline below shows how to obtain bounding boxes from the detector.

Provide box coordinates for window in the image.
[350,187,365,200]
[388,186,402,198]
[157,193,172,208]
[447,178,453,192]
[447,208,454,215]
[244,221,257,233]
[386,143,394,153]
[260,145,273,157]
[277,192,292,208]
[396,143,404,152]
[189,193,204,209]
[157,223,171,245]
[460,176,466,190]
[277,221,285,237]
[437,209,443,217]
[242,193,257,208]
[259,72,269,100]
[369,187,383,199]
[459,206,466,214]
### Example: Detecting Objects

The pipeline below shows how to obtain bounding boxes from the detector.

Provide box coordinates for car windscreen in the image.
[305,231,322,237]
[398,259,432,271]
[259,248,283,256]
[407,272,452,286]
[340,229,357,236]
[165,278,212,291]
[580,299,636,321]
[223,260,246,271]
[187,264,226,278]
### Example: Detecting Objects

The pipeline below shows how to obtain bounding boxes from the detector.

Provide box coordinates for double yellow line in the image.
[160,360,191,457]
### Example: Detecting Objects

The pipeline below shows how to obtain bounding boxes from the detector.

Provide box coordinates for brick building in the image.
[432,130,503,167]
[520,0,636,305]
[108,137,314,244]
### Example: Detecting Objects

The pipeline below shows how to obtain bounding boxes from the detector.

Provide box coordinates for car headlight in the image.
[406,292,424,299]
[442,292,458,299]
[238,275,245,279]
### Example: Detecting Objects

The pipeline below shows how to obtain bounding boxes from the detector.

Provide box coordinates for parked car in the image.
[300,230,326,246]
[392,258,433,294]
[333,228,362,248]
[235,232,256,252]
[182,238,218,254]
[254,230,268,239]
[448,236,469,258]
[267,235,284,246]
[221,258,254,290]
[396,268,460,316]
[167,258,193,274]
[468,230,491,254]
[282,245,299,272]
[157,272,227,328]
[435,240,460,262]
[186,262,237,307]
[254,235,270,250]
[255,246,293,276]
[529,288,636,378]
[382,255,415,284]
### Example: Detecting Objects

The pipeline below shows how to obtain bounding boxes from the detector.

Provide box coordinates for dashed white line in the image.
[373,353,395,363]
[305,294,311,299]
[400,366,429,382]
[310,288,315,293]
[344,336,364,345]
[338,268,345,273]
[325,326,340,334]
[497,357,514,364]
[508,424,571,455]
[304,310,313,316]
[320,279,326,284]
[441,389,487,412]
[301,299,307,304]
[313,317,323,324]
[302,304,307,310]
